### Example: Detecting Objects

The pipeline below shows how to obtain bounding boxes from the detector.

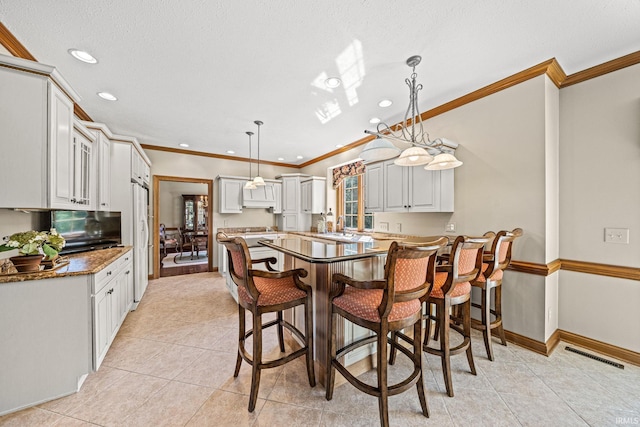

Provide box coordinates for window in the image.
[339,175,373,231]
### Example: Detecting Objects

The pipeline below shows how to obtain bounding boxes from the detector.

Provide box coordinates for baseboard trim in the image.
[504,328,640,367]
[558,329,640,367]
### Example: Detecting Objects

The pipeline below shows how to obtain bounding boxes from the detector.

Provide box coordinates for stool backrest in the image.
[216,232,253,291]
[380,237,448,318]
[450,235,492,283]
[484,228,523,278]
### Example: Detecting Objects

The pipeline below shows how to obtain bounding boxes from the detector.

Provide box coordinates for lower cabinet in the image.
[92,250,133,370]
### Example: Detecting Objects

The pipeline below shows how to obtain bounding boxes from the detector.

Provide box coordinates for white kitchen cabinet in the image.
[218,177,244,213]
[92,250,133,370]
[364,162,384,212]
[272,181,282,214]
[96,131,111,210]
[51,118,95,209]
[381,159,454,213]
[0,55,100,210]
[277,174,313,231]
[131,149,144,185]
[301,177,326,214]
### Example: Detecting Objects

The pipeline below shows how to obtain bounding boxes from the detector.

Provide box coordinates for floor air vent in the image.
[565,346,624,369]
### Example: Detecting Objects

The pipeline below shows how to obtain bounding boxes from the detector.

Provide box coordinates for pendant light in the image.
[244,131,256,190]
[252,120,265,186]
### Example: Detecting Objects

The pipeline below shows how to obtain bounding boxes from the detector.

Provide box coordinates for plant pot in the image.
[10,254,44,273]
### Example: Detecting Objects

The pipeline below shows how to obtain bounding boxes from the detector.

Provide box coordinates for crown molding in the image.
[0,22,36,61]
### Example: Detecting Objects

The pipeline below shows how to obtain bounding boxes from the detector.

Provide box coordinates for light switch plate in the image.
[604,228,629,244]
[446,223,456,232]
[379,222,389,231]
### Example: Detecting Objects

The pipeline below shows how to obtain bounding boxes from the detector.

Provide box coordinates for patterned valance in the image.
[332,160,366,188]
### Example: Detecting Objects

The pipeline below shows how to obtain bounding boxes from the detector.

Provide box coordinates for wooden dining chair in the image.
[216,232,315,412]
[423,234,490,397]
[471,228,522,360]
[326,237,448,427]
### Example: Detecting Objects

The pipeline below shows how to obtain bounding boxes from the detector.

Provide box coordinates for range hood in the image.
[243,184,276,208]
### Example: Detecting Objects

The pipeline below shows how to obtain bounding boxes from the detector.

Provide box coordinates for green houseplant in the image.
[0,229,66,272]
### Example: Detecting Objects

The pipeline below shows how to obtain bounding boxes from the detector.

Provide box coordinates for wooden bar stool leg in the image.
[248,312,262,412]
[439,300,454,397]
[414,319,429,417]
[481,284,494,361]
[325,312,337,400]
[276,311,285,353]
[234,306,246,377]
[377,324,390,427]
[463,299,477,375]
[388,332,398,365]
[495,283,507,346]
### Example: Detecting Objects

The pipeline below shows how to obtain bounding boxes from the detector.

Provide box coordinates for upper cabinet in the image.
[131,149,149,186]
[218,177,245,213]
[0,55,89,209]
[217,176,282,213]
[300,177,326,214]
[364,159,454,213]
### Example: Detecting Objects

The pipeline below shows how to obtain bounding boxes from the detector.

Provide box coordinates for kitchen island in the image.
[259,235,440,385]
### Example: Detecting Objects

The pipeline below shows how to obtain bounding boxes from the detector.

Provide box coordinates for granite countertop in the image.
[0,246,134,283]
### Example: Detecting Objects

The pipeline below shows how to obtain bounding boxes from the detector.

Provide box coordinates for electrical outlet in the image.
[445,223,456,232]
[395,223,402,233]
[379,222,389,231]
[547,308,552,322]
[223,220,229,227]
[604,228,629,244]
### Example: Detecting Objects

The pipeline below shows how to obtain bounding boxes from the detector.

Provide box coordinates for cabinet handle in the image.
[107,288,114,294]
[71,198,76,203]
[101,203,107,206]
[126,270,130,274]
[107,271,112,276]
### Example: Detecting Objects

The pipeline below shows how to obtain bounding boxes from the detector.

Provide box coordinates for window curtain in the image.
[332,160,365,189]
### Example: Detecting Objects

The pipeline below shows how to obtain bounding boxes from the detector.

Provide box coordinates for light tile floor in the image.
[2,272,639,426]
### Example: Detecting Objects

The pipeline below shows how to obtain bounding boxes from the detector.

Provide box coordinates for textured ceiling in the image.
[1,0,639,165]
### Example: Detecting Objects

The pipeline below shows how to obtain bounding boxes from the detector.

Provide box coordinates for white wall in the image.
[558,63,640,352]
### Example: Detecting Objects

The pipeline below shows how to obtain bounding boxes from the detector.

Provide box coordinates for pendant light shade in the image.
[424,152,463,170]
[253,120,265,185]
[394,146,433,166]
[360,138,401,163]
[245,131,256,189]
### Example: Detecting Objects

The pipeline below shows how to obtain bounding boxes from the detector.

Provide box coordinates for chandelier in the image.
[361,55,462,170]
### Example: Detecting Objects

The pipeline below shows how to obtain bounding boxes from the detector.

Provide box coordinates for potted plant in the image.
[0,229,66,272]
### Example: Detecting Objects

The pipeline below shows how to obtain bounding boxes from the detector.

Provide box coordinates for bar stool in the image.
[471,228,522,361]
[325,238,448,427]
[216,232,315,412]
[423,235,490,397]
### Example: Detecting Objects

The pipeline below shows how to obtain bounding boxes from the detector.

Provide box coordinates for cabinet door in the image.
[280,213,299,231]
[272,182,282,214]
[408,167,439,212]
[382,161,408,212]
[219,179,243,213]
[124,257,134,313]
[49,84,75,209]
[97,134,111,210]
[109,281,120,341]
[300,180,312,213]
[74,131,93,208]
[94,285,111,368]
[282,177,299,213]
[364,162,384,212]
[310,179,326,214]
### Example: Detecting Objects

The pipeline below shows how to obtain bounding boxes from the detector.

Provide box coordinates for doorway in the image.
[152,175,214,279]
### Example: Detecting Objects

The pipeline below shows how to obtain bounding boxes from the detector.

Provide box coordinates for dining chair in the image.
[423,234,490,397]
[471,228,522,360]
[326,237,448,427]
[216,232,315,412]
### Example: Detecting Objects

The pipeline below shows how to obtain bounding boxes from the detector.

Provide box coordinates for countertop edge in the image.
[0,246,134,284]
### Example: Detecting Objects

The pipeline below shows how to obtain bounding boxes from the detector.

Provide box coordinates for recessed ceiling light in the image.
[335,144,343,148]
[226,150,235,154]
[369,117,381,124]
[325,77,341,88]
[296,155,303,160]
[97,92,117,101]
[68,49,97,64]
[378,99,392,107]
[277,157,284,161]
[179,143,189,148]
